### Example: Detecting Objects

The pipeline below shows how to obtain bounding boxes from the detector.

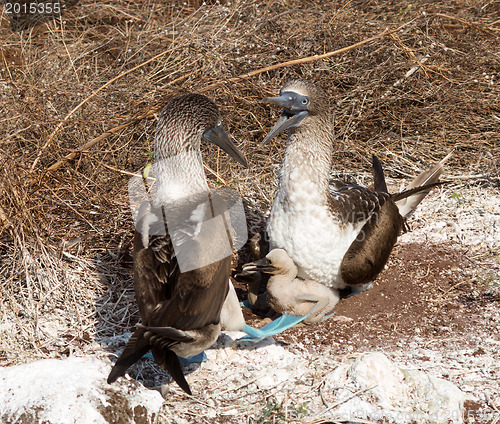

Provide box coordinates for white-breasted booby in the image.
[258,79,449,322]
[107,93,250,395]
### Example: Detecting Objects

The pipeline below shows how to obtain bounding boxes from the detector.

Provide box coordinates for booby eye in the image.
[301,98,309,105]
[216,118,222,127]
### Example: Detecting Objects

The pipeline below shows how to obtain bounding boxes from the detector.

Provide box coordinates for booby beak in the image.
[242,257,279,275]
[262,92,309,144]
[204,123,248,168]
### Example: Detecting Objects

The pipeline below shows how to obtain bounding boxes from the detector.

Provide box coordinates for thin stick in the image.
[199,24,410,93]
[38,22,412,179]
[32,67,200,186]
[429,278,476,301]
[0,203,12,234]
[322,384,377,413]
[436,13,500,36]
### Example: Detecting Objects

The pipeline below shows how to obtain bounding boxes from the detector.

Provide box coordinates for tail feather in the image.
[160,349,192,395]
[395,153,451,217]
[138,324,196,342]
[393,182,445,202]
[372,155,389,193]
[107,327,151,384]
[108,325,195,395]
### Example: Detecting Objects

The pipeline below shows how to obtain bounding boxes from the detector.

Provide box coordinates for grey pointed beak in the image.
[243,257,277,275]
[204,124,248,168]
[263,95,296,109]
[262,110,308,145]
[262,94,309,145]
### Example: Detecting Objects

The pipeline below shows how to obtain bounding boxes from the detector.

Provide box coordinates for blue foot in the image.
[179,351,207,365]
[142,351,207,365]
[239,300,252,308]
[239,314,309,341]
[345,282,373,298]
[322,312,335,321]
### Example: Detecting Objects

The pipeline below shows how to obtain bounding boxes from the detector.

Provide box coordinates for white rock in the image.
[403,369,466,422]
[0,356,164,424]
[321,352,467,423]
[349,352,408,410]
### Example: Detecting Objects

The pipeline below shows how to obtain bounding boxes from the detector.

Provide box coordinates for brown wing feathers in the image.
[340,156,402,286]
[340,155,447,287]
[108,199,231,394]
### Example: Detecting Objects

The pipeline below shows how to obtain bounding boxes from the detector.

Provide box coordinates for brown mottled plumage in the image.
[107,94,247,395]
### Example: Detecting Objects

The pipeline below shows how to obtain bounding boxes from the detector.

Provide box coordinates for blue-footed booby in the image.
[254,79,449,327]
[107,93,253,395]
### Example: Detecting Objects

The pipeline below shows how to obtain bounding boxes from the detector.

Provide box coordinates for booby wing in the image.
[339,155,447,287]
[108,196,231,394]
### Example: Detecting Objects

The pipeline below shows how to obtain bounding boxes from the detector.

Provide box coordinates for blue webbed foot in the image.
[142,351,207,365]
[239,314,309,341]
[179,351,207,365]
[239,300,252,308]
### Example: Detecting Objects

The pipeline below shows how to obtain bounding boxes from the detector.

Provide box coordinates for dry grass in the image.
[0,0,499,365]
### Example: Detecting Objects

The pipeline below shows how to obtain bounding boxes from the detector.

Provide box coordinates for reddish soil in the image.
[237,242,500,421]
[240,242,499,354]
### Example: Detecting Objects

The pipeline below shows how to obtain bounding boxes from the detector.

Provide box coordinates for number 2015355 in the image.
[5,2,61,16]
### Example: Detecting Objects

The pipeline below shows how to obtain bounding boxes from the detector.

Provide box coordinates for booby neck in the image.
[263,80,335,209]
[278,113,334,202]
[154,147,209,205]
[150,93,247,206]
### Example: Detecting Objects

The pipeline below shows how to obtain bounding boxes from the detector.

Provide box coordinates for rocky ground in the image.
[0,1,499,422]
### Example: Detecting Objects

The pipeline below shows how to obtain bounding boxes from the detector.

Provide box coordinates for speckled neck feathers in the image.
[153,94,218,204]
[278,112,334,205]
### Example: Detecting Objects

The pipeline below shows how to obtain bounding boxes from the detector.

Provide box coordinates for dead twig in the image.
[429,278,477,301]
[389,33,452,82]
[319,384,378,416]
[436,13,500,37]
[30,41,178,172]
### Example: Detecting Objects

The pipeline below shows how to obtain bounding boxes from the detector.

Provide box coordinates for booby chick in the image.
[107,93,250,396]
[245,248,340,324]
[259,80,449,323]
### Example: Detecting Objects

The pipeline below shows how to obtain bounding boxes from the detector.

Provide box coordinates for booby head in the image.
[262,80,329,144]
[155,93,247,167]
[244,248,297,277]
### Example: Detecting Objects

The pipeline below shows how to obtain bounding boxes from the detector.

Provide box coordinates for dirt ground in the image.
[235,238,499,422]
[267,242,497,353]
